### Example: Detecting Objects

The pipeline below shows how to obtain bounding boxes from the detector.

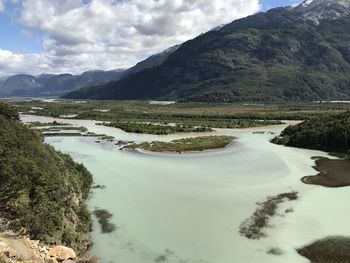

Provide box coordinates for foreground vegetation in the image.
[272,111,350,153]
[0,102,93,253]
[125,136,234,153]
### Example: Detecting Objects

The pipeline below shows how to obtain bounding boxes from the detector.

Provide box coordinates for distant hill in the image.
[65,0,350,102]
[0,69,124,97]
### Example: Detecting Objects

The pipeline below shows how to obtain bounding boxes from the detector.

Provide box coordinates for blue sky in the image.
[261,0,301,10]
[0,0,303,76]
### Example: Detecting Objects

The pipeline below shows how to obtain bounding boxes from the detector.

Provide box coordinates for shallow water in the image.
[21,115,350,263]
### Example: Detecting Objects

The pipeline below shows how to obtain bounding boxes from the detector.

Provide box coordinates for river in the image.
[21,115,350,263]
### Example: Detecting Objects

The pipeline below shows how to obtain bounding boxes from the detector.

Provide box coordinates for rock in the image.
[48,246,76,261]
[77,255,99,263]
[4,250,17,259]
[39,246,47,253]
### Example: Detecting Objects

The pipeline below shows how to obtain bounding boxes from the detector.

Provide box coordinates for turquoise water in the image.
[45,132,320,263]
[22,115,349,263]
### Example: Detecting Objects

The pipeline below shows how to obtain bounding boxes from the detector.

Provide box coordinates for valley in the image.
[1,0,350,262]
[3,99,348,263]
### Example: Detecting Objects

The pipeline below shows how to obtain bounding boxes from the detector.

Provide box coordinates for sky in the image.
[0,0,302,77]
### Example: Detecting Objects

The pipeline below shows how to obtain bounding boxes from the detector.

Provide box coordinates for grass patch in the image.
[302,157,350,187]
[125,135,234,153]
[27,121,71,127]
[240,192,298,239]
[99,121,212,135]
[298,236,350,263]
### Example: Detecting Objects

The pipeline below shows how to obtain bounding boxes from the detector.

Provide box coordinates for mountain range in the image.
[0,42,181,98]
[0,70,124,97]
[64,0,350,102]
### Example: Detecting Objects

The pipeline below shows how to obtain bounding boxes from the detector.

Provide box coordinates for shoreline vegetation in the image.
[271,111,350,261]
[272,111,350,188]
[0,102,93,260]
[124,136,235,153]
[271,111,350,153]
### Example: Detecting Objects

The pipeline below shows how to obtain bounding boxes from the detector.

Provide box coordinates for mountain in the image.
[0,69,124,97]
[1,75,42,96]
[122,45,181,77]
[293,0,350,24]
[65,0,350,102]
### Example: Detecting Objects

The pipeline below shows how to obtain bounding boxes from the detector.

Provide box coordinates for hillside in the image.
[0,102,93,253]
[65,0,350,102]
[272,111,350,153]
[122,44,181,77]
[0,70,123,97]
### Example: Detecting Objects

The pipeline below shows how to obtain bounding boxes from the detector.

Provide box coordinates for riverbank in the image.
[0,225,98,263]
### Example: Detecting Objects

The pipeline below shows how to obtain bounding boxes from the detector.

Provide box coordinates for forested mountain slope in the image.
[0,102,93,252]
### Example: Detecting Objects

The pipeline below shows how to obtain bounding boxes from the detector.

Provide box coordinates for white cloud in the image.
[0,49,49,76]
[0,0,260,76]
[0,0,5,12]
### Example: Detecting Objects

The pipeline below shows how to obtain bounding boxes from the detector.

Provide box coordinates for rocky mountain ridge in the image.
[292,0,350,24]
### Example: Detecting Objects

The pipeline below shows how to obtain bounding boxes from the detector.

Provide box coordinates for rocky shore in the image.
[0,226,98,263]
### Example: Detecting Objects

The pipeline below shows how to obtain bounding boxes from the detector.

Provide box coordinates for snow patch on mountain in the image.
[292,0,350,24]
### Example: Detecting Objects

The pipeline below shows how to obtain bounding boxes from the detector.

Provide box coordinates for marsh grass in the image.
[126,136,234,153]
[298,236,350,263]
[240,192,298,239]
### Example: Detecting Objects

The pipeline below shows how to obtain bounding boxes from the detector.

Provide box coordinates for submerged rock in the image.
[76,255,99,263]
[93,209,116,233]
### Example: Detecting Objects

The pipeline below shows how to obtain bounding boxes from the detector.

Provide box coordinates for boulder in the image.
[48,246,76,262]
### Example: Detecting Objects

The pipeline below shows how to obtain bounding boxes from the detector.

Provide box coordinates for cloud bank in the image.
[0,0,260,76]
